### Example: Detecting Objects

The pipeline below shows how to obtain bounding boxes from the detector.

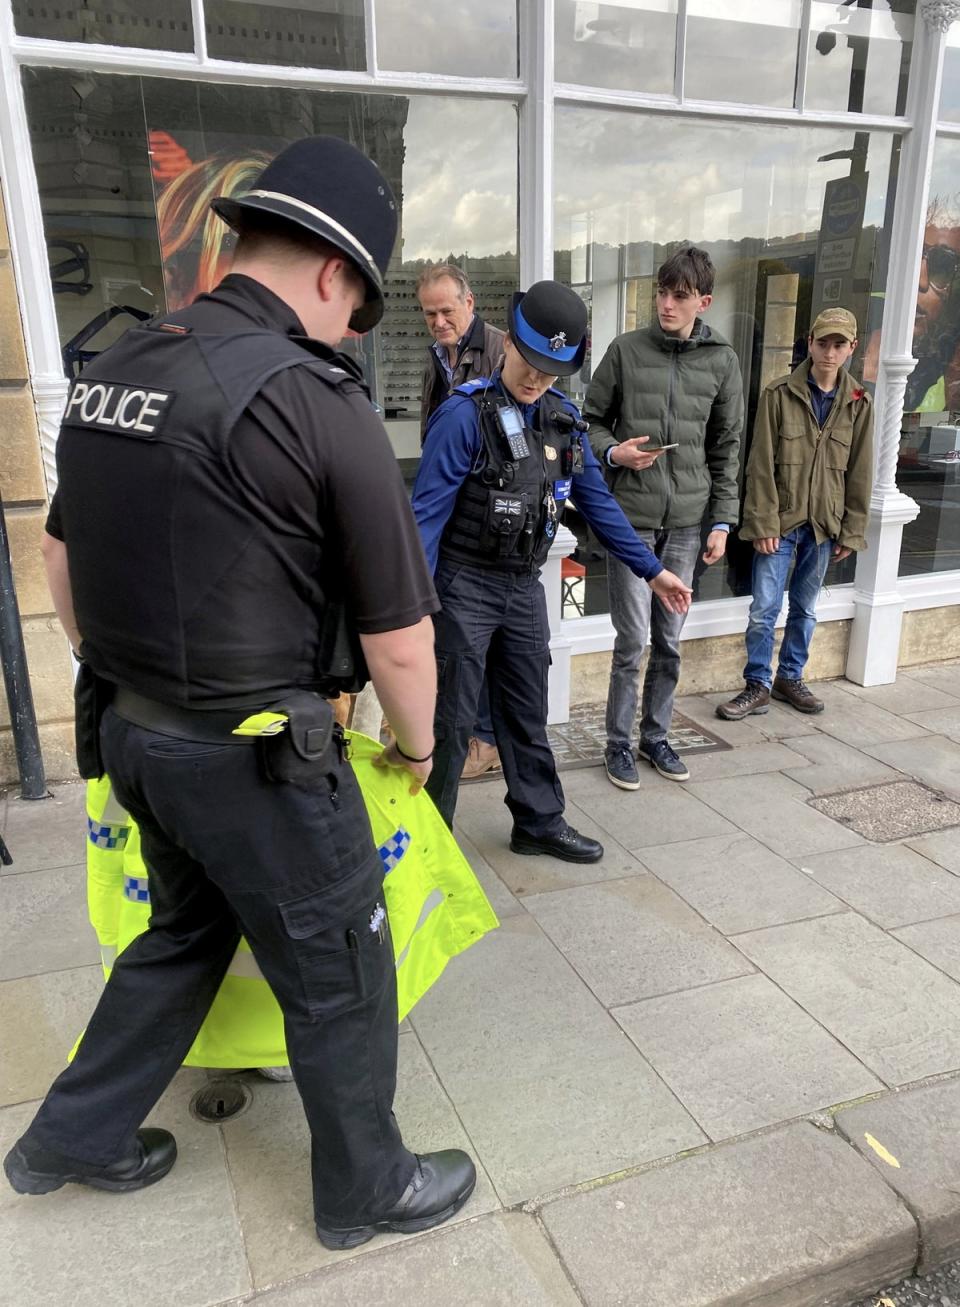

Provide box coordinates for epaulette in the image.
[453,378,494,396]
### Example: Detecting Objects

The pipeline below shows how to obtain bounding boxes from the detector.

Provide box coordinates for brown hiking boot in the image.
[461,738,501,780]
[716,682,771,721]
[772,676,824,714]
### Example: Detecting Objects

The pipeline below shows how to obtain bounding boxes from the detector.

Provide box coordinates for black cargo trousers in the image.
[23,706,416,1229]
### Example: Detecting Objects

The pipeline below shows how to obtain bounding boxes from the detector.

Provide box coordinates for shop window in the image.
[204,0,364,68]
[375,0,517,77]
[941,24,960,123]
[684,0,802,109]
[554,0,678,95]
[23,68,518,480]
[805,1,914,117]
[898,136,960,577]
[12,0,194,51]
[554,106,897,615]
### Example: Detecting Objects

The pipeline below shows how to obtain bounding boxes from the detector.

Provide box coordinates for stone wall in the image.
[0,190,75,788]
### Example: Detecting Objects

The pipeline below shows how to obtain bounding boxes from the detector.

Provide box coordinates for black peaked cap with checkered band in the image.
[508,280,588,377]
[212,136,398,333]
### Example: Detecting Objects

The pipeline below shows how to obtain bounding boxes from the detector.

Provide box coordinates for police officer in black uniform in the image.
[4,137,476,1251]
[412,281,693,859]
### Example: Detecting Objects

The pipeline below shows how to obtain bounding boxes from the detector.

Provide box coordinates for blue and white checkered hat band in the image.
[378,827,412,875]
[513,301,578,363]
[123,875,150,903]
[88,817,131,850]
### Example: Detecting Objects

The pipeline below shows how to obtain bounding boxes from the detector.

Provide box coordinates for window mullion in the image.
[795,0,812,112]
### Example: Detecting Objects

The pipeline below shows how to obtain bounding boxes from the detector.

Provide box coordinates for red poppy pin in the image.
[852,388,865,401]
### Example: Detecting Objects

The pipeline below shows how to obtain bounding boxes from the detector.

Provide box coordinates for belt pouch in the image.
[74,663,113,780]
[258,690,336,786]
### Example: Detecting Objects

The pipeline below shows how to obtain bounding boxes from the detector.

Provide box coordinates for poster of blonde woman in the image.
[148,129,273,309]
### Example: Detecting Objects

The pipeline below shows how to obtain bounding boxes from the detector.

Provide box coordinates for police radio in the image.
[494,400,530,461]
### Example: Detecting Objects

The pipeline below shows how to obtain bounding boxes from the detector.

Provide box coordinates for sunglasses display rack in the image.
[376,260,519,420]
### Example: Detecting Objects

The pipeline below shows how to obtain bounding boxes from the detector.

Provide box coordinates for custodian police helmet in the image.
[212,136,398,333]
[508,280,588,377]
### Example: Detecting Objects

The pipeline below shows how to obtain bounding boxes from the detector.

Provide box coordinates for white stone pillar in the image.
[543,524,577,724]
[846,4,952,684]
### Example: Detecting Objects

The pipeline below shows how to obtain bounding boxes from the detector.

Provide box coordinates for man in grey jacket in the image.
[584,245,743,786]
[418,263,506,778]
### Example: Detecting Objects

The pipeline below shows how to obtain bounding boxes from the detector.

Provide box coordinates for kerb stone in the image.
[540,1121,916,1307]
[836,1077,960,1275]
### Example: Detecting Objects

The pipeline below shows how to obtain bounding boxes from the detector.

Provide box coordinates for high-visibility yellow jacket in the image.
[84,732,497,1068]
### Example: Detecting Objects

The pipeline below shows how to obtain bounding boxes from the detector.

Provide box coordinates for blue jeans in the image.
[743,524,832,688]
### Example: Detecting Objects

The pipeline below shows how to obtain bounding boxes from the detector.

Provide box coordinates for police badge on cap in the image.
[508,281,588,376]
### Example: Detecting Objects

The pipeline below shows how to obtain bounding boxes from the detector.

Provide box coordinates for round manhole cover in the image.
[190,1078,252,1123]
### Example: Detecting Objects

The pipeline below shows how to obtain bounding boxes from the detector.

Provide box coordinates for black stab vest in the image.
[439,388,580,573]
[56,318,369,708]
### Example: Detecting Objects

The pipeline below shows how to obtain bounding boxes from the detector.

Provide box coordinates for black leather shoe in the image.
[315,1149,476,1251]
[510,822,603,864]
[4,1128,177,1196]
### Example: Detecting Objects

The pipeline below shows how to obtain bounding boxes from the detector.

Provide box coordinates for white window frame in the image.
[0,0,957,673]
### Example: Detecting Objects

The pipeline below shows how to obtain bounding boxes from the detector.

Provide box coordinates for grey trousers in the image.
[605,525,701,751]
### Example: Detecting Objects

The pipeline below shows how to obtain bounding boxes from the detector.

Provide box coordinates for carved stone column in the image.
[847,9,952,683]
[921,2,960,33]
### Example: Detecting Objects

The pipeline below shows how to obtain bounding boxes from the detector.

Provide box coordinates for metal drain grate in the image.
[462,703,730,781]
[190,1078,252,1124]
[809,780,960,842]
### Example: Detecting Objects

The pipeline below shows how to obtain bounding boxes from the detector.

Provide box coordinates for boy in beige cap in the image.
[718,308,873,720]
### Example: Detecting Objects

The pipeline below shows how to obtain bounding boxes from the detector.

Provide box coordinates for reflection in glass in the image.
[554,0,677,95]
[941,25,960,123]
[12,0,193,51]
[205,0,365,69]
[375,0,517,77]
[899,136,960,576]
[805,1,913,117]
[554,106,896,608]
[685,0,802,108]
[22,68,518,472]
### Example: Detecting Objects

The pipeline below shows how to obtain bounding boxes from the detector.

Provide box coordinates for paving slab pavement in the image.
[836,1078,960,1274]
[540,1122,917,1307]
[7,669,960,1306]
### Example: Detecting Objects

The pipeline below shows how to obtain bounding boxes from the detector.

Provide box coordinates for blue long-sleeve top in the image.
[411,375,664,581]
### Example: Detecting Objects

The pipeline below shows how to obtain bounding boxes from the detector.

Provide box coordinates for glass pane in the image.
[554,104,897,610]
[13,0,193,51]
[205,0,365,69]
[899,136,960,576]
[555,0,678,95]
[376,0,517,77]
[23,67,518,476]
[685,0,802,109]
[806,2,914,117]
[940,24,960,123]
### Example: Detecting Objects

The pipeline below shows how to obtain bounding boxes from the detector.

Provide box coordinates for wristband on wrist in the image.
[394,740,434,763]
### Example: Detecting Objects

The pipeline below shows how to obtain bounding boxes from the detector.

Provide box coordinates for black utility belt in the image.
[112,686,343,789]
[112,688,258,744]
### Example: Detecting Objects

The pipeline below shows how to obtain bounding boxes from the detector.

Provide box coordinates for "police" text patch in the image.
[63,380,174,438]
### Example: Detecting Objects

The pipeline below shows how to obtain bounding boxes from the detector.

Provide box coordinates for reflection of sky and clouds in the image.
[554,109,893,250]
[400,98,519,261]
[375,0,516,77]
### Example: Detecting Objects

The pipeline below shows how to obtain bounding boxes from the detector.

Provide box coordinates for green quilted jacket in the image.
[584,319,744,530]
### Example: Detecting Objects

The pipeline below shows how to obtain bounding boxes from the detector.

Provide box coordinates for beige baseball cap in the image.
[810,307,857,341]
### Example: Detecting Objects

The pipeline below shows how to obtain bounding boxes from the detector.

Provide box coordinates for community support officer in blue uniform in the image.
[412,281,693,862]
[4,137,476,1252]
